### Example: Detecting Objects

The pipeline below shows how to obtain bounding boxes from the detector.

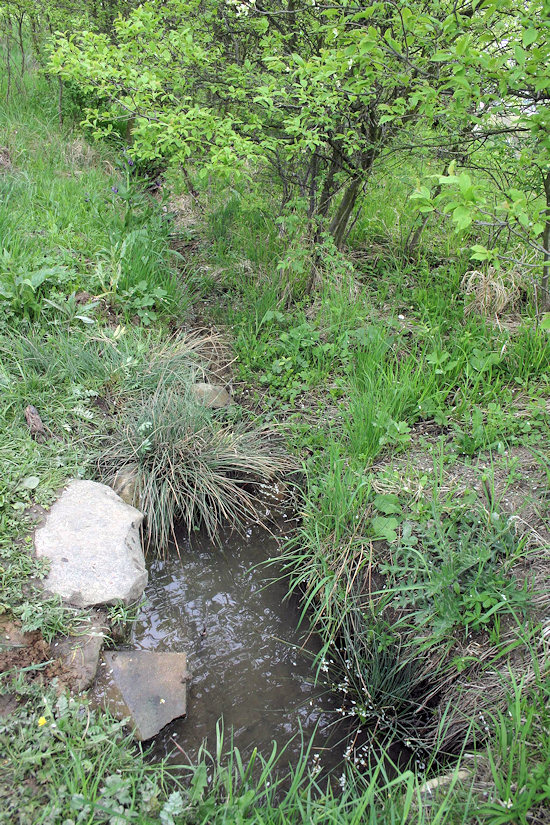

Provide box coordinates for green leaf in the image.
[374,494,402,515]
[20,476,40,490]
[522,29,537,47]
[514,45,526,65]
[371,516,399,542]
[452,205,473,231]
[470,244,490,261]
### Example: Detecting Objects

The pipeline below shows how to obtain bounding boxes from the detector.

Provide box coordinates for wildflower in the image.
[38,716,47,727]
[111,186,119,193]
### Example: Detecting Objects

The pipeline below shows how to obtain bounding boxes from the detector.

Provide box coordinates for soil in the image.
[0,147,12,172]
[373,443,549,547]
[0,620,80,699]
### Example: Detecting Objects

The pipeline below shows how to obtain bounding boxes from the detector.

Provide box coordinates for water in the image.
[127,523,345,772]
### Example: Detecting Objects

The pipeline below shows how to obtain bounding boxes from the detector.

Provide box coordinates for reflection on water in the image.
[130,523,345,771]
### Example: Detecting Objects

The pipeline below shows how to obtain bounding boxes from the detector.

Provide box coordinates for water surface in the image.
[130,523,344,772]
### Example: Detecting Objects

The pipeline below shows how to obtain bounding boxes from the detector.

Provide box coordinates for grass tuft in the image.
[98,388,295,552]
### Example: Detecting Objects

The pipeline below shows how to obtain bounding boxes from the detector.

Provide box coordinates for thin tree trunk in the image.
[58,76,63,128]
[312,147,340,246]
[329,177,361,248]
[326,138,377,248]
[308,152,318,220]
[542,170,550,312]
[30,15,42,61]
[5,15,12,102]
[17,13,24,76]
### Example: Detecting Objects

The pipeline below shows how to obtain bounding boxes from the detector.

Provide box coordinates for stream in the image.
[124,522,346,773]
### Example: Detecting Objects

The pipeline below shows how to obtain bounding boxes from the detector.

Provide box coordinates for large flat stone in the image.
[35,480,147,608]
[100,651,188,741]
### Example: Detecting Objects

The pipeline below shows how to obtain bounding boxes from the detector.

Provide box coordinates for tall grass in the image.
[0,70,188,328]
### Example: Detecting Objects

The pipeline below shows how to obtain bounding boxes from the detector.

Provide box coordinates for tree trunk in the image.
[311,146,341,247]
[542,170,550,312]
[329,177,361,248]
[308,152,318,220]
[30,15,42,61]
[17,13,25,76]
[5,14,12,102]
[58,76,63,128]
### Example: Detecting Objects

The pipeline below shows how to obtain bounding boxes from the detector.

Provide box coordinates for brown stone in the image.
[191,382,232,409]
[98,651,189,741]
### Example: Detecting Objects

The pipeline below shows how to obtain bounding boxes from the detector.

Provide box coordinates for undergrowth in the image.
[1,55,549,825]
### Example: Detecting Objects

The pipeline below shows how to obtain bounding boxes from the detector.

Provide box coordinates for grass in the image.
[98,387,294,551]
[0,49,549,825]
[0,688,176,824]
[181,129,549,777]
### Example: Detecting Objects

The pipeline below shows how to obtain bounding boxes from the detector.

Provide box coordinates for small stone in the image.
[35,480,147,608]
[111,464,139,508]
[191,382,232,409]
[419,768,470,795]
[51,611,107,691]
[98,651,189,741]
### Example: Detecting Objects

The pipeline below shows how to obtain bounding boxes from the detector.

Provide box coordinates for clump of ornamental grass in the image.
[98,388,294,553]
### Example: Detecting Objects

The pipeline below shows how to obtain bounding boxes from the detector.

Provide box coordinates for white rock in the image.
[35,480,147,608]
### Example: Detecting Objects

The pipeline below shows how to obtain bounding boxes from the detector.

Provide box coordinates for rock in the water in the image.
[35,479,147,608]
[51,611,107,691]
[191,382,232,408]
[100,651,188,741]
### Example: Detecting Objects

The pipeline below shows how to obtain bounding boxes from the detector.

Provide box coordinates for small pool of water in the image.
[129,523,345,772]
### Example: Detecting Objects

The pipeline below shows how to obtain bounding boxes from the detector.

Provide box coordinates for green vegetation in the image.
[1,2,549,823]
[99,387,293,550]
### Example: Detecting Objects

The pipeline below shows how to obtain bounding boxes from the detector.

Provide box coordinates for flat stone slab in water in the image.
[34,480,147,608]
[101,651,188,741]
